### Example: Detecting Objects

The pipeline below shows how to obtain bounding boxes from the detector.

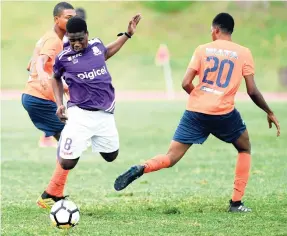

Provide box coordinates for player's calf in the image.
[100,150,119,162]
[231,130,252,207]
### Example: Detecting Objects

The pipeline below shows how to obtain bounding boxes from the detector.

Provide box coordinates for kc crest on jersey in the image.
[67,53,82,63]
[92,46,102,56]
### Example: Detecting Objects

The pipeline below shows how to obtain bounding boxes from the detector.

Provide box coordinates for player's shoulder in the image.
[203,41,252,56]
[42,30,61,42]
[231,42,253,61]
[193,42,214,54]
[63,35,70,48]
[194,43,208,51]
[88,37,104,46]
[36,30,61,49]
[56,47,72,61]
[230,41,252,54]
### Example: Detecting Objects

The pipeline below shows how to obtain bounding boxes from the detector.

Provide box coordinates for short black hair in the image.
[76,8,86,20]
[53,2,74,17]
[66,16,87,33]
[212,13,234,34]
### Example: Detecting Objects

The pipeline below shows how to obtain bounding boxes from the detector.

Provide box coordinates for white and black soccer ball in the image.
[50,199,80,229]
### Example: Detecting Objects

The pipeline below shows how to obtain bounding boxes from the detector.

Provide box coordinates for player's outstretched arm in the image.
[182,68,197,94]
[244,74,280,136]
[104,13,141,60]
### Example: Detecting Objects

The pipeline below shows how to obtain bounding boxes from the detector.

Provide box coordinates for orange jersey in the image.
[24,30,63,102]
[187,39,255,115]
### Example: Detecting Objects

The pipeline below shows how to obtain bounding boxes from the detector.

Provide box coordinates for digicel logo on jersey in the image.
[77,66,107,80]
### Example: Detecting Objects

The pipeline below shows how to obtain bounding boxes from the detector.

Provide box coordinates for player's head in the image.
[76,8,87,20]
[53,2,76,31]
[66,16,88,52]
[211,13,234,41]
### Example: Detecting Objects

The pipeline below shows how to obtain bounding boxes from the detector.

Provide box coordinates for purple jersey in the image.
[53,38,115,113]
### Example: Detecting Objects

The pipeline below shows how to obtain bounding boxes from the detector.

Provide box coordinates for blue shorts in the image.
[173,109,246,144]
[21,94,65,137]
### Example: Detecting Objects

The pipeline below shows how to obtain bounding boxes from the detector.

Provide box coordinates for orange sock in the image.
[143,154,171,173]
[46,161,69,197]
[232,153,251,202]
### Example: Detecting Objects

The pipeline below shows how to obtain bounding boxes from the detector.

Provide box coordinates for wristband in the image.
[117,32,131,38]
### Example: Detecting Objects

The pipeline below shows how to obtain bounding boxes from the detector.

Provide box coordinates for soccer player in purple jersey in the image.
[37,15,141,208]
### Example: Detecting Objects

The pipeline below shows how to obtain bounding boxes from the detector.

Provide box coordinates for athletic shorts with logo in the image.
[58,106,119,159]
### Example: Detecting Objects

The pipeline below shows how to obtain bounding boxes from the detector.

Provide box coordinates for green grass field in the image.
[1,1,287,92]
[1,100,287,235]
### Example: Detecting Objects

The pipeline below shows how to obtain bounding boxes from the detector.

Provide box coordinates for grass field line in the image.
[1,90,287,101]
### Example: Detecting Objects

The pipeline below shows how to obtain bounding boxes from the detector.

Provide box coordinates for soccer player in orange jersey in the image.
[22,2,76,207]
[23,2,76,146]
[114,13,280,212]
[36,7,86,148]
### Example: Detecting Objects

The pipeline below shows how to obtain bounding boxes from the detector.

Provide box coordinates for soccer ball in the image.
[50,199,80,229]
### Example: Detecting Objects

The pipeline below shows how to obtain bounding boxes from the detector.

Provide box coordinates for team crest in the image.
[92,46,102,56]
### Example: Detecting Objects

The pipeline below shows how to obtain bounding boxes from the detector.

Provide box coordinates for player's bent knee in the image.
[100,150,119,162]
[237,139,251,154]
[233,130,251,154]
[58,157,80,170]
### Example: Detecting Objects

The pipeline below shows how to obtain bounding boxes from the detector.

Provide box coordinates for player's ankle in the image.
[42,190,54,198]
[230,199,242,206]
[141,164,148,173]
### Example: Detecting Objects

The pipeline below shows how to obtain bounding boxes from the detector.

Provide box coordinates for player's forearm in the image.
[52,78,64,107]
[105,35,129,60]
[248,91,273,114]
[182,84,194,95]
[182,79,195,95]
[182,69,197,95]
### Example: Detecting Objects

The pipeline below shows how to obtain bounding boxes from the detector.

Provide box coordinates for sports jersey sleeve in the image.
[98,38,107,55]
[188,46,201,72]
[89,38,107,55]
[242,49,255,76]
[53,57,64,80]
[40,37,60,61]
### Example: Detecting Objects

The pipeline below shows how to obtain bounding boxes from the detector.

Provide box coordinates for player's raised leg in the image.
[114,140,191,191]
[114,109,209,191]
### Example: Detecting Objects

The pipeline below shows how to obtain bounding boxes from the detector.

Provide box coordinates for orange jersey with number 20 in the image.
[187,39,255,115]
